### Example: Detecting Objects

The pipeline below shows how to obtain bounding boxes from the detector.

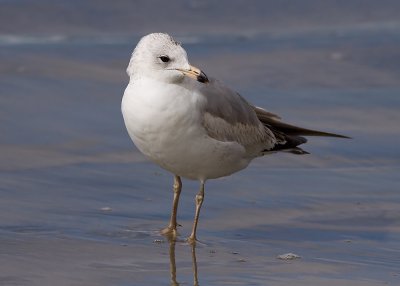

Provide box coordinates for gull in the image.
[121,33,349,244]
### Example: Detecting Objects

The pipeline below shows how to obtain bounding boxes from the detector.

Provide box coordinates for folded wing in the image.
[198,79,349,156]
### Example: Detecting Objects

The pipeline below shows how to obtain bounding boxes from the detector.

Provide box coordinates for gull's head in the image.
[127,33,208,84]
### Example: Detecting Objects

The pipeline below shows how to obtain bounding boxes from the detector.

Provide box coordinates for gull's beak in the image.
[177,65,209,83]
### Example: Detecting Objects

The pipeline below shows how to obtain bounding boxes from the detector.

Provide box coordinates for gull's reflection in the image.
[191,242,199,286]
[167,238,199,286]
[168,238,179,286]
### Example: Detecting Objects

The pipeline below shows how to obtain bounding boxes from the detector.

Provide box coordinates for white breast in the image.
[121,78,251,181]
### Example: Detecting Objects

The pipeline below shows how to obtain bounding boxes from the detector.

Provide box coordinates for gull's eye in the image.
[158,55,170,63]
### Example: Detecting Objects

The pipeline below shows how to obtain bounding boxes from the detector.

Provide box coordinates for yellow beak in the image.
[177,65,209,83]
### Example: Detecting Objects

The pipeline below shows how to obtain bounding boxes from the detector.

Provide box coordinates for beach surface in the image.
[1,1,399,285]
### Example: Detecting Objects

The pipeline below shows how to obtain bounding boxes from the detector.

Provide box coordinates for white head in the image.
[127,33,208,84]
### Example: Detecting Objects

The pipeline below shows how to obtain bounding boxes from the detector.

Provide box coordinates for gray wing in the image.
[198,79,277,150]
[198,79,349,155]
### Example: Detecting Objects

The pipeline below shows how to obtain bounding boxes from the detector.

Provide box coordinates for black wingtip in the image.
[290,129,352,139]
[289,147,310,155]
[323,133,352,139]
[322,132,353,139]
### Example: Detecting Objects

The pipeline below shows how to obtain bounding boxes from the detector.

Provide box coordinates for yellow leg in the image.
[187,182,205,244]
[161,175,182,238]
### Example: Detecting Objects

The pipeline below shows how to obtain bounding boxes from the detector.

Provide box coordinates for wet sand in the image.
[1,1,400,285]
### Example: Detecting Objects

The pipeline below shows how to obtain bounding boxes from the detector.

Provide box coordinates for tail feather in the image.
[254,106,351,139]
[266,134,309,155]
[254,105,350,155]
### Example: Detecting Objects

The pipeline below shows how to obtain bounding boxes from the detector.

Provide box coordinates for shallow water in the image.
[1,1,400,285]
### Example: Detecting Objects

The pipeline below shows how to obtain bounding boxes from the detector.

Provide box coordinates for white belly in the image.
[121,79,251,181]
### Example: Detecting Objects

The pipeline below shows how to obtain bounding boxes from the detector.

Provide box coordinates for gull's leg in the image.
[187,181,205,244]
[161,175,182,238]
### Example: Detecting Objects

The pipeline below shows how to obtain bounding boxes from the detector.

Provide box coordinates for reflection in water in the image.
[168,239,179,286]
[191,243,199,286]
[168,239,199,286]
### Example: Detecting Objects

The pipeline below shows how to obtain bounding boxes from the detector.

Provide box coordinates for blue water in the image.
[1,1,400,285]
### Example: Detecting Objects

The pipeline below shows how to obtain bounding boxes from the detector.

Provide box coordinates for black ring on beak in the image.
[197,71,209,83]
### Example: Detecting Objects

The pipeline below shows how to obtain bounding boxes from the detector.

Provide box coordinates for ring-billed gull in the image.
[121,33,349,243]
